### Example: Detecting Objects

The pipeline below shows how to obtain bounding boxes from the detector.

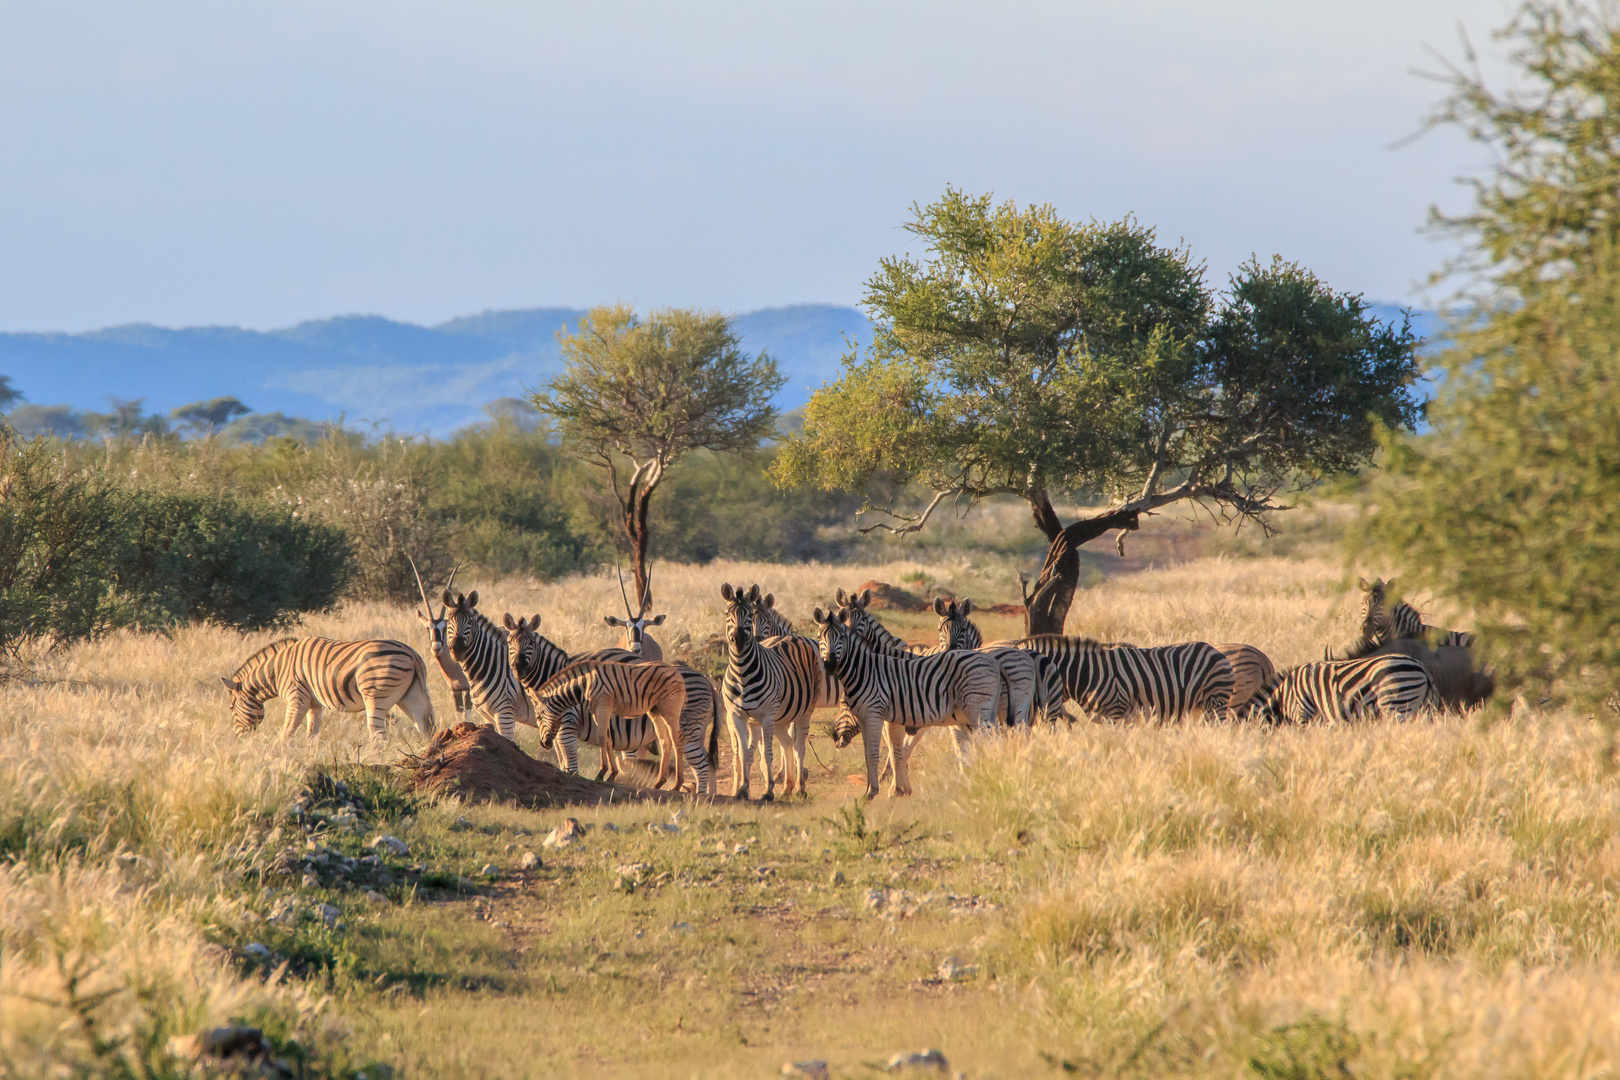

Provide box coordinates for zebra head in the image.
[442,587,492,667]
[720,582,760,651]
[812,605,855,675]
[934,596,980,650]
[753,591,793,638]
[503,613,543,676]
[1358,577,1396,645]
[535,690,580,749]
[833,587,884,650]
[830,705,860,749]
[218,675,265,734]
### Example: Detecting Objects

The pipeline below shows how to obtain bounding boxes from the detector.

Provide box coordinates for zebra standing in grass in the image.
[442,589,532,740]
[991,635,1234,723]
[720,583,838,801]
[814,605,1002,799]
[1252,654,1437,724]
[221,637,435,745]
[935,597,1066,726]
[1214,643,1277,717]
[534,660,688,787]
[1360,578,1474,648]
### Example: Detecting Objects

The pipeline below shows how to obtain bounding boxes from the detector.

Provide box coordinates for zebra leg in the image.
[493,702,517,742]
[757,713,778,802]
[790,718,811,795]
[886,721,913,797]
[306,703,324,739]
[559,727,580,775]
[726,708,752,799]
[280,688,310,739]
[859,712,883,799]
[363,696,388,745]
[400,678,436,737]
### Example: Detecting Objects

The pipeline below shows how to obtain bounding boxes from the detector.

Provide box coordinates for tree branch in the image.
[857,489,955,536]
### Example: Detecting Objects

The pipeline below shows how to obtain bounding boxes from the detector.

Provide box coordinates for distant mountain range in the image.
[0,302,1436,438]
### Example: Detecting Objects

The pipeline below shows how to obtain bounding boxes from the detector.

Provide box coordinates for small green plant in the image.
[821,802,923,853]
[1247,1014,1360,1080]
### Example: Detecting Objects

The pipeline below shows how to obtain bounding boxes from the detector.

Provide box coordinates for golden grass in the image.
[6,550,1617,1078]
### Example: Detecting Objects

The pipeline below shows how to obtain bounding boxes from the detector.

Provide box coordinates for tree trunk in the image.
[622,467,658,612]
[1023,496,1142,636]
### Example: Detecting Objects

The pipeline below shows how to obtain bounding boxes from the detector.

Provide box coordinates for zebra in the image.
[1252,654,1437,724]
[754,592,795,639]
[813,604,1002,799]
[221,637,435,745]
[935,596,1066,726]
[1359,577,1474,648]
[835,587,930,656]
[719,583,838,801]
[442,588,532,740]
[1215,643,1277,717]
[409,556,473,716]
[534,660,689,787]
[990,635,1234,723]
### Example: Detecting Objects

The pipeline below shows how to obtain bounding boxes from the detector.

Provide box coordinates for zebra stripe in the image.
[1254,654,1437,724]
[720,583,838,801]
[814,604,1002,799]
[993,635,1234,723]
[835,587,932,657]
[754,592,795,639]
[221,637,434,745]
[443,589,531,740]
[1215,643,1277,716]
[934,596,1067,725]
[1359,578,1475,649]
[534,660,689,788]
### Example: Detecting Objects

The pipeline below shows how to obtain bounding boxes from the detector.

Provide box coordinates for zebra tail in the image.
[707,686,720,771]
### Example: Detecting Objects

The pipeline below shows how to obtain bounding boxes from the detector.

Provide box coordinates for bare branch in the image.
[857,489,955,536]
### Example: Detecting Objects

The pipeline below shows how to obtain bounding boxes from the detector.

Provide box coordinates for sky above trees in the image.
[0,1,1516,333]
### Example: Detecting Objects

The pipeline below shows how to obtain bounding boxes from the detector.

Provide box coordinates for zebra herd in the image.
[218,571,1484,800]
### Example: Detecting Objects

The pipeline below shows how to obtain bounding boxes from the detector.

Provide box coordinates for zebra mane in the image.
[231,637,300,679]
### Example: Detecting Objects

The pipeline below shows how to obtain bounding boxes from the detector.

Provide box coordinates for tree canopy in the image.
[530,304,782,609]
[774,189,1423,632]
[1360,0,1620,708]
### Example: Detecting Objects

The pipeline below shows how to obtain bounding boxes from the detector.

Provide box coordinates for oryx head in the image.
[605,563,665,656]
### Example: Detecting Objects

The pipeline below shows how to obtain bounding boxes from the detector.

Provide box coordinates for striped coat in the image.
[936,597,1065,726]
[1215,643,1277,717]
[443,589,531,740]
[720,583,839,801]
[1360,577,1474,648]
[1253,654,1437,724]
[221,637,434,745]
[993,635,1234,723]
[534,660,688,787]
[815,605,1002,799]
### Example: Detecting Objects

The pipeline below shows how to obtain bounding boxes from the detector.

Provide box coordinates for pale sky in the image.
[0,1,1519,333]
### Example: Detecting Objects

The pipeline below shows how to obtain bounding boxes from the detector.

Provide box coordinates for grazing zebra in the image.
[1215,643,1277,717]
[443,589,532,740]
[1360,577,1474,648]
[221,637,434,745]
[719,583,838,801]
[814,605,1002,798]
[991,635,1234,723]
[534,660,688,787]
[409,557,473,716]
[1252,654,1437,724]
[935,596,1066,726]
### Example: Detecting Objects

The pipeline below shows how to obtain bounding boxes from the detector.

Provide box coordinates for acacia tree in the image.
[531,305,782,609]
[773,190,1423,634]
[1360,1,1620,707]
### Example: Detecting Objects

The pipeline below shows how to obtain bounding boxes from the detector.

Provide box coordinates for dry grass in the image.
[6,550,1617,1078]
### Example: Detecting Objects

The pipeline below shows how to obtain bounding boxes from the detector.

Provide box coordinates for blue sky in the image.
[0,1,1518,333]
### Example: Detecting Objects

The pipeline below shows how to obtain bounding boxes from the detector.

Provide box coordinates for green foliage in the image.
[773,188,1421,534]
[1360,2,1620,707]
[169,395,251,435]
[1247,1014,1360,1080]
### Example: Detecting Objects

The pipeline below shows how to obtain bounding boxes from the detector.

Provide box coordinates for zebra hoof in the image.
[761,790,774,803]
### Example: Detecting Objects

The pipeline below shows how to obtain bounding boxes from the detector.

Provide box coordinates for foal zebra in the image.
[1359,577,1474,648]
[994,635,1234,723]
[814,605,1002,798]
[1253,654,1437,724]
[221,637,435,745]
[720,583,838,801]
[534,660,688,787]
[443,589,532,740]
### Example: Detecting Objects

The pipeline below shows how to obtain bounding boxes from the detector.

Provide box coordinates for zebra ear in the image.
[747,584,761,602]
[933,596,948,617]
[812,606,827,624]
[467,590,479,609]
[220,677,241,692]
[859,589,872,608]
[763,593,775,609]
[1385,578,1396,596]
[442,588,455,606]
[504,613,518,630]
[961,598,973,616]
[835,587,848,606]
[721,583,734,601]
[528,614,541,631]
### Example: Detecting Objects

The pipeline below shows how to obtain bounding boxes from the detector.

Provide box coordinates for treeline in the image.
[0,411,864,654]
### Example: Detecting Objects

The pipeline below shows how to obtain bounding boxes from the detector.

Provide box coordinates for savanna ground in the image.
[5,509,1620,1078]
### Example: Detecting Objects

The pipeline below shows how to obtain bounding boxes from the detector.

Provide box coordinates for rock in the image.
[480,863,501,878]
[449,816,473,832]
[669,921,694,934]
[329,811,360,830]
[315,903,342,928]
[300,874,319,890]
[733,842,750,855]
[648,822,680,835]
[363,889,387,904]
[242,942,273,960]
[782,1062,830,1080]
[518,851,541,871]
[937,956,979,982]
[863,888,887,911]
[542,818,587,848]
[887,1049,950,1073]
[829,870,846,885]
[614,862,654,890]
[367,835,409,857]
[602,822,621,833]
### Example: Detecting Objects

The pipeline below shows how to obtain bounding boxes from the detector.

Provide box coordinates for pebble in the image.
[887,1049,950,1073]
[669,921,694,934]
[367,835,409,857]
[782,1062,830,1080]
[518,851,541,871]
[479,863,501,878]
[862,888,887,911]
[300,874,319,889]
[542,818,587,848]
[363,890,388,904]
[315,903,342,929]
[937,956,978,982]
